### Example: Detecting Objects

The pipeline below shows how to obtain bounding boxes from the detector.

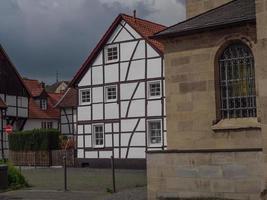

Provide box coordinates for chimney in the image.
[41,82,45,89]
[133,10,136,20]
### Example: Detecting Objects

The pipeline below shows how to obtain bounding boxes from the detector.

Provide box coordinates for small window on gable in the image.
[93,124,104,148]
[40,99,47,110]
[218,43,256,119]
[105,85,117,102]
[148,120,162,146]
[80,89,91,105]
[148,81,161,98]
[105,44,119,63]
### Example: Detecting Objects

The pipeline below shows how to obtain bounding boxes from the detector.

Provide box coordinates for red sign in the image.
[4,125,13,134]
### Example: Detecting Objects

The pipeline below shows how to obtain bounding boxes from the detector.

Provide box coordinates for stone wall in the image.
[255,0,267,193]
[186,0,232,19]
[147,150,264,200]
[163,24,260,150]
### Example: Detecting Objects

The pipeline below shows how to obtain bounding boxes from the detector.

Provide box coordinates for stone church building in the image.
[147,0,267,199]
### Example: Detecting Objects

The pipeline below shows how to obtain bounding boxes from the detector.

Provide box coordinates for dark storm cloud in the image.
[0,0,185,83]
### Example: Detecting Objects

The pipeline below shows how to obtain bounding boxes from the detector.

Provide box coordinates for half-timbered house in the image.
[0,45,30,159]
[55,87,77,137]
[69,13,167,168]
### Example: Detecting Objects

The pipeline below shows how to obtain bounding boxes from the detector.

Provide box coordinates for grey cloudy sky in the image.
[0,0,185,84]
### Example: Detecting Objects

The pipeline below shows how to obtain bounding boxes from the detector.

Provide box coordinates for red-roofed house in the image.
[23,79,63,130]
[66,13,167,168]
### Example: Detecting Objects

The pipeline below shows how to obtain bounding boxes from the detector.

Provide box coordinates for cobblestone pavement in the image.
[0,187,147,200]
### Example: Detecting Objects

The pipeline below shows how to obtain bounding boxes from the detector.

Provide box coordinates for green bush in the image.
[0,160,29,189]
[8,129,60,151]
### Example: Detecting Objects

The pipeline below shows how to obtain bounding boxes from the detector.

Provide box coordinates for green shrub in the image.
[0,160,29,190]
[8,129,60,151]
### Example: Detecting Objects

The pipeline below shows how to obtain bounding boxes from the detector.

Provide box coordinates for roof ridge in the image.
[154,0,239,36]
[121,13,166,28]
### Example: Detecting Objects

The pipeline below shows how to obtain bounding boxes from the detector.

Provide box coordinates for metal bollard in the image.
[111,156,116,193]
[63,156,68,191]
[0,164,8,190]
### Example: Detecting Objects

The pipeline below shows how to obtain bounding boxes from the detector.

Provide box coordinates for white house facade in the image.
[69,14,167,168]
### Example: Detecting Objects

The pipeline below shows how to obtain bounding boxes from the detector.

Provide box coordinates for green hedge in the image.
[8,129,60,151]
[0,160,29,190]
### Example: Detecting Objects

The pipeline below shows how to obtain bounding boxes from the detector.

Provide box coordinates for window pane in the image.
[81,90,90,103]
[148,121,162,144]
[219,43,256,119]
[149,82,161,97]
[106,86,117,101]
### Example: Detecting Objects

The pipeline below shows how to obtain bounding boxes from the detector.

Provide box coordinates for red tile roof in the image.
[23,79,44,97]
[55,88,77,108]
[69,13,166,87]
[0,97,7,109]
[121,14,166,53]
[23,79,63,119]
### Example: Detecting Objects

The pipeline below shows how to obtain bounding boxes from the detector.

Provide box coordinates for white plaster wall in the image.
[107,24,123,44]
[127,60,146,80]
[133,40,145,60]
[120,83,137,100]
[147,58,162,78]
[23,119,58,130]
[127,99,145,117]
[78,106,91,121]
[92,66,103,85]
[114,28,134,42]
[104,64,119,83]
[79,68,92,87]
[105,103,119,119]
[128,148,146,158]
[120,41,138,62]
[147,100,162,116]
[147,44,159,58]
[92,87,103,103]
[92,104,103,120]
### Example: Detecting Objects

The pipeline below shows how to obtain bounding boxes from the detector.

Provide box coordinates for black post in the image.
[111,156,116,193]
[63,155,68,191]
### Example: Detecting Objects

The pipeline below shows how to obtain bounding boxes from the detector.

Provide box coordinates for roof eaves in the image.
[152,18,256,40]
[69,14,123,87]
[0,45,31,97]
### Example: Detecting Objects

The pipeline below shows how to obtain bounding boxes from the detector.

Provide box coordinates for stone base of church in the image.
[147,149,264,200]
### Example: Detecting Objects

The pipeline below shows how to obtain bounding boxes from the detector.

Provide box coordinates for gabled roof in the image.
[153,0,256,39]
[55,87,77,108]
[0,45,30,96]
[23,79,63,119]
[46,81,69,93]
[0,97,7,109]
[69,13,166,87]
[23,79,44,97]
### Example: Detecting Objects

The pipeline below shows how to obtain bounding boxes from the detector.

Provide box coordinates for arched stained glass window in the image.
[219,43,256,119]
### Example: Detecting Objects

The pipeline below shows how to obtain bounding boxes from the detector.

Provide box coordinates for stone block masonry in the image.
[147,150,264,200]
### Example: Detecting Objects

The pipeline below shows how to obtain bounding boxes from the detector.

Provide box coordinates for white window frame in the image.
[148,81,161,99]
[147,119,162,147]
[40,98,48,110]
[105,85,117,102]
[79,88,91,105]
[105,44,119,63]
[92,124,105,148]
